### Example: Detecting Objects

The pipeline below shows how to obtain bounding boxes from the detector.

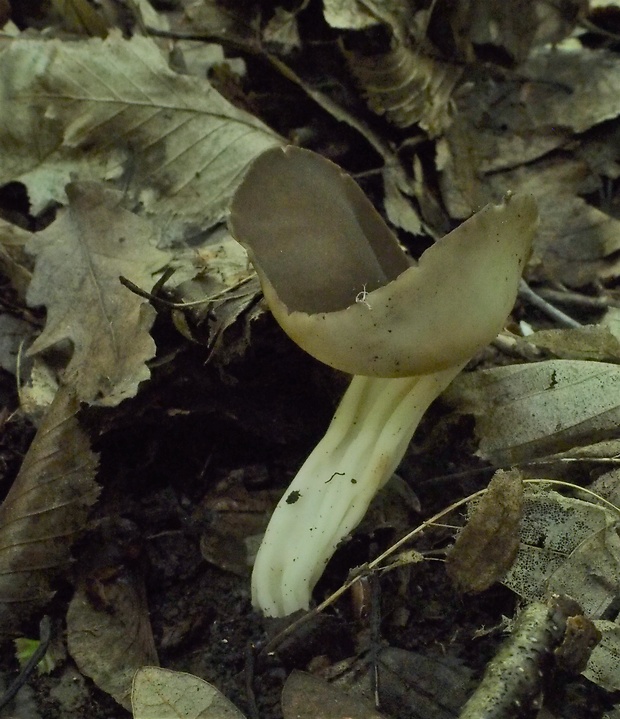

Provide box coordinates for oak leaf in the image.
[27,183,169,406]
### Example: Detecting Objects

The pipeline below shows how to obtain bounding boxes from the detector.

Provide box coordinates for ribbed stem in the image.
[251,365,463,616]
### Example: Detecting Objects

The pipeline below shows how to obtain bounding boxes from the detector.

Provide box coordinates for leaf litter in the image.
[26,182,169,407]
[1,0,620,718]
[0,387,99,636]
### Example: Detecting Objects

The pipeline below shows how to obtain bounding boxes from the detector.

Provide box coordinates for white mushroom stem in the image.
[252,364,464,617]
[231,148,538,617]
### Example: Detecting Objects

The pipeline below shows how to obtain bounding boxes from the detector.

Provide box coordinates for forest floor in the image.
[0,1,619,718]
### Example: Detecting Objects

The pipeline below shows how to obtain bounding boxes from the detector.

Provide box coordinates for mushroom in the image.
[229,146,538,617]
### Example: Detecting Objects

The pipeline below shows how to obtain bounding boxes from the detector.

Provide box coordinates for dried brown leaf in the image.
[525,325,620,363]
[584,620,620,692]
[445,359,620,465]
[376,648,474,718]
[323,0,409,35]
[447,469,523,593]
[26,183,169,406]
[0,218,33,301]
[492,165,620,287]
[0,32,282,237]
[132,667,246,719]
[501,488,620,616]
[0,387,99,636]
[438,45,620,286]
[263,8,300,52]
[444,0,585,64]
[547,522,620,618]
[67,579,158,709]
[282,671,385,719]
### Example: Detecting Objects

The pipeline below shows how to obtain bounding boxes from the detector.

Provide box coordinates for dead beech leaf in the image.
[495,167,620,287]
[26,183,169,406]
[282,671,385,719]
[67,579,158,710]
[520,44,620,134]
[132,666,246,719]
[0,32,282,236]
[0,387,99,635]
[447,469,523,593]
[444,360,620,465]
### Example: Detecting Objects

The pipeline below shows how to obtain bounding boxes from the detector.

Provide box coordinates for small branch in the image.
[458,595,599,719]
[0,616,52,712]
[519,279,582,328]
[535,287,615,310]
[119,274,256,309]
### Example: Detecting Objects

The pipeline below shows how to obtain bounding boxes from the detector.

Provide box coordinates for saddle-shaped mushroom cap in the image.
[229,146,538,616]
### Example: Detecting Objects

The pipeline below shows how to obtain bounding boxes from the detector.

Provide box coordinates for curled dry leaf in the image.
[0,387,99,636]
[51,0,110,37]
[447,469,523,593]
[344,43,462,136]
[263,7,301,52]
[438,44,620,286]
[171,226,261,356]
[26,183,170,407]
[131,666,246,719]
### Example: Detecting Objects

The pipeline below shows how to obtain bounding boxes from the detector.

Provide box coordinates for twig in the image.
[0,616,52,712]
[244,644,260,719]
[518,279,582,328]
[119,273,256,309]
[535,287,615,310]
[458,596,581,719]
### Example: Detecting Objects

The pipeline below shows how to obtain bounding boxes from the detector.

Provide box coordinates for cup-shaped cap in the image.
[230,146,537,377]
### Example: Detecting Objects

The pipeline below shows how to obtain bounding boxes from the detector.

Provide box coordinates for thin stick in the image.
[0,616,52,711]
[119,273,256,309]
[519,279,582,328]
